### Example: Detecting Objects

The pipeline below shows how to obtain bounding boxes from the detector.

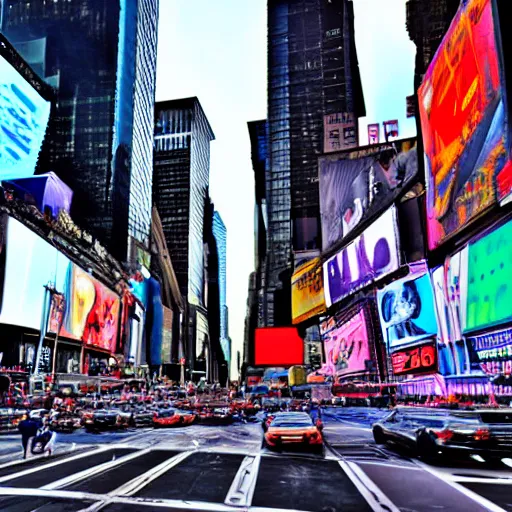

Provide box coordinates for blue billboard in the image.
[0,54,51,180]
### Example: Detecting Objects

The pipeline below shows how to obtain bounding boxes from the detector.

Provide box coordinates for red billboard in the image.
[255,327,304,367]
[391,341,438,376]
[419,0,511,249]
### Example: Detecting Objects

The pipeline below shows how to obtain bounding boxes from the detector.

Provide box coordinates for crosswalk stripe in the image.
[224,454,261,507]
[41,448,152,490]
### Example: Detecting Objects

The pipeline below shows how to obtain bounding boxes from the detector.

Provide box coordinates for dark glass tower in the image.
[265,0,365,325]
[0,0,158,260]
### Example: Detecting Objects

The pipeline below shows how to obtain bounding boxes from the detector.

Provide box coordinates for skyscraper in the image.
[265,0,365,326]
[212,210,229,366]
[153,97,215,380]
[0,0,158,261]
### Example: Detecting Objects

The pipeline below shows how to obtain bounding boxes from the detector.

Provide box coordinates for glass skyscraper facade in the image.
[212,210,229,364]
[265,0,365,325]
[0,0,158,260]
[153,97,215,307]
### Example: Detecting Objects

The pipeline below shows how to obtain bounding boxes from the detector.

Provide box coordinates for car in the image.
[262,411,308,432]
[153,409,196,428]
[372,407,512,461]
[82,408,129,432]
[264,412,324,454]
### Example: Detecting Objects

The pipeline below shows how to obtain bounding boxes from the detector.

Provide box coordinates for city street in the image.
[0,409,510,512]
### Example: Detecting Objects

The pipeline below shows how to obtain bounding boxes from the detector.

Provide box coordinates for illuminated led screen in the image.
[0,55,51,180]
[255,327,304,367]
[418,0,510,249]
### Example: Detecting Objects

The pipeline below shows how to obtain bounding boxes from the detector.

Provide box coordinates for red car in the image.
[264,412,324,454]
[153,409,196,428]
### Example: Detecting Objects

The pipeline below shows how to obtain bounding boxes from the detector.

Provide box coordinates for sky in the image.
[156,0,416,379]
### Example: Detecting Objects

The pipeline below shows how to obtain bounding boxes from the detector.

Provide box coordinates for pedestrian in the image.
[18,414,39,459]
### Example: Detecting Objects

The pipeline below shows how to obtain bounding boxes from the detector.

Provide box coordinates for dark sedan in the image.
[372,407,512,461]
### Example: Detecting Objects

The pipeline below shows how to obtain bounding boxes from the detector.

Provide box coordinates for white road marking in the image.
[112,449,193,496]
[356,460,422,470]
[41,447,151,490]
[0,445,112,484]
[339,459,401,512]
[224,454,261,507]
[415,460,509,512]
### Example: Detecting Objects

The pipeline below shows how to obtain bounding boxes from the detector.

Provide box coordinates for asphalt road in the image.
[0,408,509,511]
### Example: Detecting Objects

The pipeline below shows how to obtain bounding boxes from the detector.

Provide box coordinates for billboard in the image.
[291,257,326,324]
[368,124,379,144]
[0,217,69,331]
[464,218,512,333]
[431,249,467,343]
[377,268,438,350]
[50,264,121,353]
[255,327,304,367]
[391,340,438,376]
[323,112,357,153]
[0,54,51,180]
[469,327,512,376]
[319,138,417,251]
[323,206,400,307]
[419,0,510,249]
[320,307,372,378]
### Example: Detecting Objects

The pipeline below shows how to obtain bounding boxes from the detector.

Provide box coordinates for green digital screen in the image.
[465,219,512,333]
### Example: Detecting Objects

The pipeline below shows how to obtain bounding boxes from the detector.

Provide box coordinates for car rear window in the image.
[271,419,313,428]
[479,412,512,424]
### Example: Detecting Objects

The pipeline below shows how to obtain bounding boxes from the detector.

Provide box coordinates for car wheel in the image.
[417,433,439,462]
[373,427,387,445]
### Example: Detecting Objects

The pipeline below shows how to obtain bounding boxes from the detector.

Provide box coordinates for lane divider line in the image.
[414,460,509,512]
[224,454,261,507]
[339,459,401,512]
[41,447,151,490]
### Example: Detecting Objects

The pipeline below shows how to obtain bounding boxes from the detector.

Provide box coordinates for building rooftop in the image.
[155,96,215,141]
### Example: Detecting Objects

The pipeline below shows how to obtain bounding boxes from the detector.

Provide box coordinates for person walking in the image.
[18,414,39,459]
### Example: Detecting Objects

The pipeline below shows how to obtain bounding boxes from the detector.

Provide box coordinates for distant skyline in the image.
[156,0,415,379]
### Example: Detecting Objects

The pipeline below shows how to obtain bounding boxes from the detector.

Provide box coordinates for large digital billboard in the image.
[320,307,372,378]
[291,257,326,325]
[377,267,438,350]
[49,264,121,353]
[463,218,512,333]
[418,0,511,249]
[323,206,400,307]
[0,217,69,331]
[319,139,417,251]
[0,54,51,180]
[255,327,304,367]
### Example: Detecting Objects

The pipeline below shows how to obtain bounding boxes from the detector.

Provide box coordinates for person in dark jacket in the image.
[18,414,40,459]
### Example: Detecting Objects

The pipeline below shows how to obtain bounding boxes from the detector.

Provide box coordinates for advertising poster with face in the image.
[377,269,438,350]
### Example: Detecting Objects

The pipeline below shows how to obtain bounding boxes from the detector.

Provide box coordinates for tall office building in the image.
[153,97,214,380]
[406,0,459,89]
[265,0,365,325]
[247,119,268,328]
[212,210,229,366]
[0,0,158,261]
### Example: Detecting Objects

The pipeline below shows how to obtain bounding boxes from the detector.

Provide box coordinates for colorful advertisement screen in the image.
[469,327,512,376]
[255,327,304,367]
[464,218,512,333]
[391,341,438,376]
[431,248,467,343]
[377,269,438,350]
[49,264,121,353]
[0,217,70,331]
[0,55,51,180]
[418,0,510,249]
[320,308,372,378]
[323,206,400,307]
[291,257,326,324]
[319,139,417,252]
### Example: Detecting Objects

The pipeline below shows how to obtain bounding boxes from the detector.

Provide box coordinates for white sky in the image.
[156,0,416,379]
